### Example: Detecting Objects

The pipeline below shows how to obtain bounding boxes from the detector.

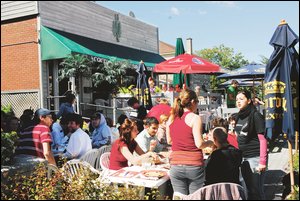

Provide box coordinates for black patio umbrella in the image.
[264,20,299,141]
[136,61,153,110]
[264,20,299,193]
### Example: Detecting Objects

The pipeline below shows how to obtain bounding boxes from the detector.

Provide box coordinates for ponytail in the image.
[169,89,198,123]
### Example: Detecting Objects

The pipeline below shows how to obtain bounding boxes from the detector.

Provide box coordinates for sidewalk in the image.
[265,138,292,200]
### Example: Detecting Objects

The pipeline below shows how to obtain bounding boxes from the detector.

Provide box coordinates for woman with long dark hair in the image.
[235,90,267,200]
[109,118,157,170]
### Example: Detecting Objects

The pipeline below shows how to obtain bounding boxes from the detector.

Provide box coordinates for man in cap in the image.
[15,108,56,166]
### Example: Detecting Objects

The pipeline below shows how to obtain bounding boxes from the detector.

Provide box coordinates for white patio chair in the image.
[62,159,101,183]
[100,152,110,171]
[95,145,112,171]
[47,164,59,179]
[80,148,100,168]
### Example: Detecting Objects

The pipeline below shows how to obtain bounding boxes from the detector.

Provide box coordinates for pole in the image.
[112,97,116,126]
[295,131,299,153]
[288,139,295,194]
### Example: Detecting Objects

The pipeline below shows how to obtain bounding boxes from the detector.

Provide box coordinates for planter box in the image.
[116,93,133,98]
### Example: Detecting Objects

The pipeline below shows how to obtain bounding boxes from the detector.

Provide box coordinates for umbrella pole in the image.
[296,131,299,153]
[288,139,295,194]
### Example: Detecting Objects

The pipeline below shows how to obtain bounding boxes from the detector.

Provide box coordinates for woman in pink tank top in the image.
[166,88,214,195]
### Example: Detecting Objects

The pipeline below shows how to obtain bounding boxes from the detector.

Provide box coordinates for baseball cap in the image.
[35,108,51,117]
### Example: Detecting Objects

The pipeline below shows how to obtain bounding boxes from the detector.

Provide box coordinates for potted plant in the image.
[117,85,135,97]
[154,86,162,96]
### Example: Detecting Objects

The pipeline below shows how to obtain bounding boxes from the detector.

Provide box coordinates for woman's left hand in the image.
[258,164,266,172]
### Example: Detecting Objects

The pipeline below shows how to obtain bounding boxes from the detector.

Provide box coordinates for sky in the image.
[97,1,299,63]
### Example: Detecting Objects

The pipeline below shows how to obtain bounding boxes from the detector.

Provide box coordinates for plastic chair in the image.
[80,149,100,168]
[100,152,110,171]
[172,182,247,200]
[95,145,111,171]
[47,164,59,179]
[62,159,101,183]
[99,152,112,178]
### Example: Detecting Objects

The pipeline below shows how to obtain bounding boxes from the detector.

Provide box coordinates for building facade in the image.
[1,1,164,117]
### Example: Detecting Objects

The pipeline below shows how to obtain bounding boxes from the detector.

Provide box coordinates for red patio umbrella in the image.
[153,53,221,74]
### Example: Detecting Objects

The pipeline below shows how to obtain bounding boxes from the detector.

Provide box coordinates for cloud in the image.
[170,7,180,16]
[208,1,236,7]
[198,10,207,15]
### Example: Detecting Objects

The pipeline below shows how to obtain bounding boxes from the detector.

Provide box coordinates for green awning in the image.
[40,26,164,67]
[41,26,109,60]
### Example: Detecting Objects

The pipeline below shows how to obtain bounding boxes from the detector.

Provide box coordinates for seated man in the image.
[63,113,92,159]
[15,108,56,166]
[90,112,112,148]
[135,117,164,153]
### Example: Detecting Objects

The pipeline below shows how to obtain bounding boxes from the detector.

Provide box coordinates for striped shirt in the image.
[16,124,52,158]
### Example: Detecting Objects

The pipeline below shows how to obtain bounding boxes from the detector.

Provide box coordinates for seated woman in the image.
[109,118,158,170]
[205,127,242,186]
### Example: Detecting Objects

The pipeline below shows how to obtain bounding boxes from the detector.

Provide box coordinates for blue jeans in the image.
[170,165,205,195]
[241,157,266,200]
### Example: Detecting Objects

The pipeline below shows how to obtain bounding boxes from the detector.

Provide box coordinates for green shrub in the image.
[1,131,18,165]
[1,162,169,200]
[293,152,299,172]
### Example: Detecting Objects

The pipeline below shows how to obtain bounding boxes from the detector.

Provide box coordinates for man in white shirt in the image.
[135,117,164,153]
[63,114,92,159]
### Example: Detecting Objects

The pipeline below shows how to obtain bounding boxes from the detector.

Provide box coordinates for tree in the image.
[259,55,269,65]
[59,54,92,81]
[91,58,136,95]
[195,44,249,90]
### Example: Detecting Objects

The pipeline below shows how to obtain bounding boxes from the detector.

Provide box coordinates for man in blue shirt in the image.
[56,93,76,119]
[90,112,112,148]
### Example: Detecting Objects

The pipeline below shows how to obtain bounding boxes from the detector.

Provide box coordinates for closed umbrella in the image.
[264,20,299,193]
[173,38,190,87]
[136,61,153,110]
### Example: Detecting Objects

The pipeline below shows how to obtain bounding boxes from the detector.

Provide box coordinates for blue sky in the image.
[97,1,299,63]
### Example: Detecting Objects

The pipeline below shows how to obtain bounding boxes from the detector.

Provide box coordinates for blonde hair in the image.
[159,98,170,105]
[170,88,198,122]
[159,114,169,124]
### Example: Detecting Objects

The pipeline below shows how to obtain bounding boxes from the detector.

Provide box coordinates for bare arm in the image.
[228,93,235,100]
[135,143,146,155]
[166,120,172,145]
[42,142,57,166]
[191,114,214,149]
[120,146,156,166]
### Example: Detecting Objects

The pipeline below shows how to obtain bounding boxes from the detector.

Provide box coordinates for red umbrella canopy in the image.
[146,104,172,121]
[153,53,220,74]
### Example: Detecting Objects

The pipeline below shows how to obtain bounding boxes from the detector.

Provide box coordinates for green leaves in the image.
[91,58,135,95]
[195,44,249,90]
[59,54,92,81]
[1,131,18,165]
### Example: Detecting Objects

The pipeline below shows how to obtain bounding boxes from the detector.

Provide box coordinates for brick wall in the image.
[1,17,40,91]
